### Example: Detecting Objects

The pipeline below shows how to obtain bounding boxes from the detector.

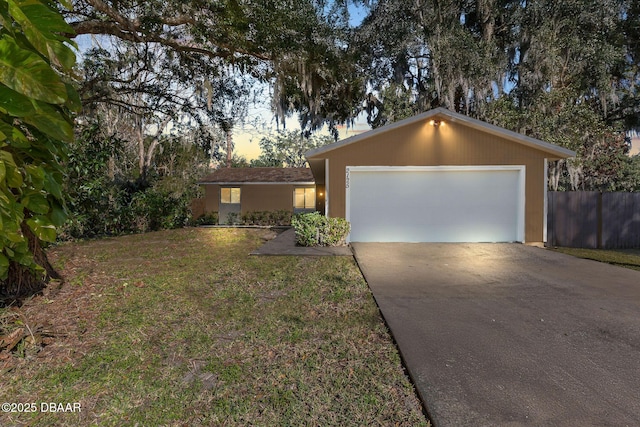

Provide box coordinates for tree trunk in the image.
[0,223,61,303]
[137,121,146,179]
[226,127,233,168]
[548,160,562,191]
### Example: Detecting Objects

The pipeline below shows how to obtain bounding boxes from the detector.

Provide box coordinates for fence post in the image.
[597,192,603,249]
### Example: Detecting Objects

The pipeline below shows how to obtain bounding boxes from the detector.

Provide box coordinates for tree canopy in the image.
[69,0,366,135]
[352,0,640,190]
[355,0,639,126]
[251,131,334,168]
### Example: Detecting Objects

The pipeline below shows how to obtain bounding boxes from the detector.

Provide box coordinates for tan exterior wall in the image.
[242,185,295,212]
[319,119,548,243]
[202,184,316,214]
[204,184,220,213]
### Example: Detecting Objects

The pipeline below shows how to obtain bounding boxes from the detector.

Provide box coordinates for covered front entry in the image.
[345,166,525,243]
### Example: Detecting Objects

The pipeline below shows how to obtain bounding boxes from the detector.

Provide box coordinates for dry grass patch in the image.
[0,228,428,426]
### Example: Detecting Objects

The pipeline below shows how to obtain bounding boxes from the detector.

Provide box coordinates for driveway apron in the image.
[351,243,640,427]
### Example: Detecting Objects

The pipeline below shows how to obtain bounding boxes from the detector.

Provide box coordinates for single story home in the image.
[198,167,320,224]
[198,108,575,242]
[305,107,575,244]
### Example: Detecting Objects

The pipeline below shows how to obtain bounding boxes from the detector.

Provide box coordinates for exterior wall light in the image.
[430,119,443,127]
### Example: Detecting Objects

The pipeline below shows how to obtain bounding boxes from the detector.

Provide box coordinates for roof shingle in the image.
[198,167,314,184]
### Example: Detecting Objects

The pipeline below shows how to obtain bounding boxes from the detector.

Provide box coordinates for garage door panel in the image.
[347,167,524,243]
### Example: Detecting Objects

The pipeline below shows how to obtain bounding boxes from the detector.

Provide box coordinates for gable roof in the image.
[198,167,315,184]
[306,107,576,159]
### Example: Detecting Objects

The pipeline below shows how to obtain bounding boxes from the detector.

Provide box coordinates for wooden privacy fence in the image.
[190,198,206,219]
[547,191,640,248]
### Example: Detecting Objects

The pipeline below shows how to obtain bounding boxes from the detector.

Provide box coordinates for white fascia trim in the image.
[324,159,330,217]
[345,165,526,173]
[345,166,350,242]
[543,159,548,243]
[199,182,316,186]
[345,165,527,243]
[517,166,526,243]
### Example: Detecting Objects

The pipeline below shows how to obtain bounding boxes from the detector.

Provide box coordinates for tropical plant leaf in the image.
[23,101,73,142]
[0,118,7,142]
[0,83,36,116]
[43,170,63,200]
[0,191,11,210]
[0,121,30,148]
[44,36,76,70]
[24,164,45,189]
[50,203,66,227]
[8,0,77,68]
[27,216,57,242]
[0,191,25,245]
[65,82,82,112]
[9,0,73,34]
[0,253,9,279]
[0,150,23,188]
[0,34,67,104]
[23,192,50,214]
[0,1,10,32]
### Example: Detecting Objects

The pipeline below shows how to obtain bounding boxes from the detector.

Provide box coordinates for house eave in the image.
[305,107,576,160]
[197,181,316,186]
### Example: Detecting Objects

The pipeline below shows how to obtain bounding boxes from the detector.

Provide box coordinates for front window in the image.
[221,187,241,204]
[294,187,315,209]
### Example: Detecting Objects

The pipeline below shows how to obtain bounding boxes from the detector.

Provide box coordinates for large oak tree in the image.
[354,0,640,190]
[68,0,365,134]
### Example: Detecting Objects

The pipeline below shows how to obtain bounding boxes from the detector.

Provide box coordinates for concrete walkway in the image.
[250,228,353,256]
[352,242,640,427]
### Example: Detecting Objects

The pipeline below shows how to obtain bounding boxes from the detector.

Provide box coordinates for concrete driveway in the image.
[351,243,640,427]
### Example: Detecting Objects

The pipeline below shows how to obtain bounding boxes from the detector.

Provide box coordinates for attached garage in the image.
[306,108,575,244]
[347,166,525,243]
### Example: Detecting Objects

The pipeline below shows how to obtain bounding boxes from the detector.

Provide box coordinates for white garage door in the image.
[346,166,525,243]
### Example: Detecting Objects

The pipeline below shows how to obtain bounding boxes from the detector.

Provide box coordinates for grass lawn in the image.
[0,228,428,426]
[549,247,640,271]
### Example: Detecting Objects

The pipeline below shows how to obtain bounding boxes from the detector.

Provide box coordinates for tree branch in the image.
[70,19,272,61]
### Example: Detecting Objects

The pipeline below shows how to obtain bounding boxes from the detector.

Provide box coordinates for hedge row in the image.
[195,210,292,226]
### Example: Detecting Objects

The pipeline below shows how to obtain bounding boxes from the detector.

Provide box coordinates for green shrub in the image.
[270,210,292,226]
[226,212,240,225]
[292,212,325,246]
[291,212,350,247]
[189,210,292,227]
[192,212,218,225]
[60,181,197,240]
[238,210,292,226]
[321,217,352,246]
